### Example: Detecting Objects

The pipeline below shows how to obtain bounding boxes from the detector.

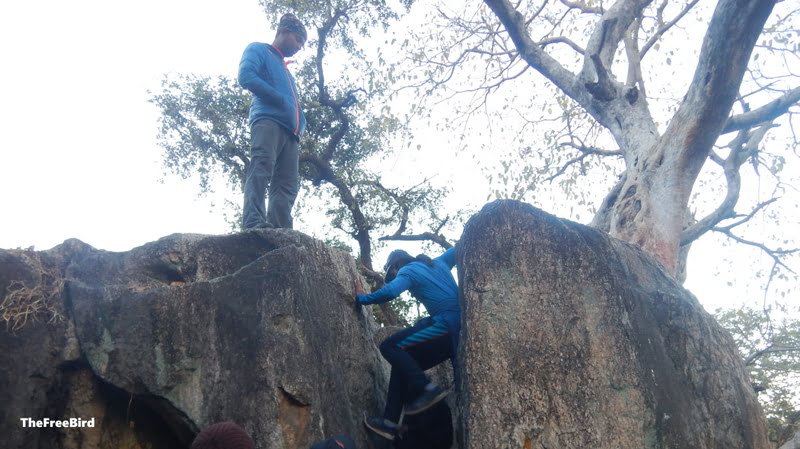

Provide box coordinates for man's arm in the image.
[435,247,457,269]
[356,273,413,305]
[238,43,286,106]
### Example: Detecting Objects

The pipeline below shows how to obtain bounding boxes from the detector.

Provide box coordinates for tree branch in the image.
[483,0,580,100]
[681,124,771,245]
[639,0,701,59]
[585,54,617,102]
[373,181,411,236]
[712,226,798,274]
[300,153,374,269]
[315,9,347,103]
[657,0,775,180]
[722,86,800,134]
[624,18,646,100]
[559,0,604,14]
[538,36,585,55]
[581,0,652,72]
[548,141,623,182]
[744,345,800,367]
[379,232,453,250]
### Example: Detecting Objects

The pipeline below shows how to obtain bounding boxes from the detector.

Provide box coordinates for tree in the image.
[150,0,459,325]
[401,0,799,285]
[716,306,800,447]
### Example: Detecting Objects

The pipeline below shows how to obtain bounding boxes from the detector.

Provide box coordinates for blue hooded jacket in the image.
[238,42,306,137]
[356,247,461,357]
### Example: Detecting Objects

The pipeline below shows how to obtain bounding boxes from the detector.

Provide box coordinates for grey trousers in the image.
[242,119,299,229]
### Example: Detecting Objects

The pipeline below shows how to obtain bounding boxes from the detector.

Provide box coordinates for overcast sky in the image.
[0,0,795,313]
[0,0,269,251]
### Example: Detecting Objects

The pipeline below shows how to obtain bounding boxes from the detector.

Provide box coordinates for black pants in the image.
[380,316,452,423]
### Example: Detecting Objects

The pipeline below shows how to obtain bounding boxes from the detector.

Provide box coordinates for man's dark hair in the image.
[277,13,307,42]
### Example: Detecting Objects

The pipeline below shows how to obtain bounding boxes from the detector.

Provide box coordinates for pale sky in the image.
[0,0,266,251]
[0,0,795,313]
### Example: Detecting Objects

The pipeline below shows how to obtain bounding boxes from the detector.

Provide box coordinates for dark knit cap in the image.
[384,249,413,272]
[191,422,254,449]
[278,13,307,42]
[309,435,356,449]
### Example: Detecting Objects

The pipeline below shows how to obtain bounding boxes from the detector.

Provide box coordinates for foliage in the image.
[716,306,800,446]
[150,75,250,198]
[150,0,460,324]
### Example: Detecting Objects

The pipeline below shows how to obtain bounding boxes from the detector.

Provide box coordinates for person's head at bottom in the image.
[191,422,254,449]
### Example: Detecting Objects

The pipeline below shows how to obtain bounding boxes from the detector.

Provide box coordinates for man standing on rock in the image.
[238,13,307,230]
[355,247,460,441]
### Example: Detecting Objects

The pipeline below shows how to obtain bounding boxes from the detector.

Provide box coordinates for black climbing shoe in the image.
[363,416,398,440]
[405,384,448,415]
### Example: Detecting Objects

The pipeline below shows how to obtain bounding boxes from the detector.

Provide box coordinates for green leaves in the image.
[149,74,251,196]
[150,0,452,294]
[715,306,800,444]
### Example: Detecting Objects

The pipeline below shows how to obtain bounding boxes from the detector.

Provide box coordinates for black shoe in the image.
[363,416,398,440]
[405,384,448,415]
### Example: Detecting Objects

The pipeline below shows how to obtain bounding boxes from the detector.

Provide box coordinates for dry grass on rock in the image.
[1,251,65,332]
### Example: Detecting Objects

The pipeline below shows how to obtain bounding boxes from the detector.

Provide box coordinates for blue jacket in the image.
[357,247,462,367]
[238,42,306,137]
[357,247,458,316]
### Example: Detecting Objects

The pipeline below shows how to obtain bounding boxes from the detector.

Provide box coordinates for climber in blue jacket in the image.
[355,247,460,441]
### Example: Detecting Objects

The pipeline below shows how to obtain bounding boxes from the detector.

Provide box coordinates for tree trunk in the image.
[486,0,776,276]
[606,0,775,274]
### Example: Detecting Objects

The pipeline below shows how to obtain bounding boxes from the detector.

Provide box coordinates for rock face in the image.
[456,200,769,449]
[0,230,388,449]
[3,201,773,449]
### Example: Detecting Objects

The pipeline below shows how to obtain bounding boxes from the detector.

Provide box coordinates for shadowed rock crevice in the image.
[37,362,189,449]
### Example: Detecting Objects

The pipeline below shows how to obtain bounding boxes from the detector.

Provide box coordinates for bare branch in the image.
[560,141,624,156]
[300,153,375,269]
[547,142,623,182]
[538,36,585,55]
[640,0,701,59]
[483,0,580,99]
[744,345,800,367]
[681,125,762,245]
[359,265,384,286]
[712,227,799,274]
[624,18,646,98]
[722,86,800,134]
[559,0,604,14]
[373,181,410,236]
[379,232,453,250]
[717,197,778,231]
[581,0,653,71]
[590,173,626,231]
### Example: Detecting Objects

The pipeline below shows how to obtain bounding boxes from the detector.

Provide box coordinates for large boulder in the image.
[456,200,769,449]
[0,230,388,449]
